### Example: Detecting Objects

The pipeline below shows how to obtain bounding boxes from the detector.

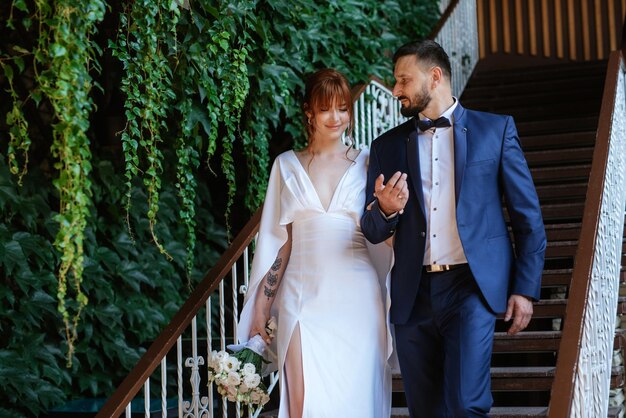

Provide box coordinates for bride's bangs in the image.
[311,79,351,112]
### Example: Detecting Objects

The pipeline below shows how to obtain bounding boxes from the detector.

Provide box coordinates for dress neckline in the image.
[289,149,364,213]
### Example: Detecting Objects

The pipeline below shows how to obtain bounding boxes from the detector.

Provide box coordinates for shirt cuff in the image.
[379,208,398,221]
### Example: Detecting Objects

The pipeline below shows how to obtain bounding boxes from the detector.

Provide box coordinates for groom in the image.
[361,40,546,417]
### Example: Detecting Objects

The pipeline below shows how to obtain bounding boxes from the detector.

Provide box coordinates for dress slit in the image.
[281,321,305,418]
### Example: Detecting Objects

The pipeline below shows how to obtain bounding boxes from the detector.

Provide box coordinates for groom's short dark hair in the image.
[393,40,452,80]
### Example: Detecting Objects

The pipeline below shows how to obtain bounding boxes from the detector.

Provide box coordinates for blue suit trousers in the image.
[394,265,496,418]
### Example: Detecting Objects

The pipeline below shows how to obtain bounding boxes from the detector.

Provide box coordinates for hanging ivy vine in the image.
[2,0,106,365]
[111,0,181,259]
[34,0,106,365]
[3,64,31,186]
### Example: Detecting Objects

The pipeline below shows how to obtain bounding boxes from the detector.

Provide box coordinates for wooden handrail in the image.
[547,50,625,418]
[96,208,262,418]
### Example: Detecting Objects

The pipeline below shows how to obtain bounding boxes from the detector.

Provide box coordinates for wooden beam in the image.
[595,0,604,59]
[568,0,577,59]
[542,0,551,57]
[516,0,525,54]
[555,0,564,58]
[503,0,511,53]
[608,0,617,52]
[581,0,591,59]
[490,0,498,54]
[478,0,487,58]
[529,0,538,55]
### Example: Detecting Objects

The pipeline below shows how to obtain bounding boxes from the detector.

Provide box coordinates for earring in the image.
[307,117,312,125]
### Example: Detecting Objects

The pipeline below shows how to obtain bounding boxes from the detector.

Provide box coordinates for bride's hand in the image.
[250,312,272,344]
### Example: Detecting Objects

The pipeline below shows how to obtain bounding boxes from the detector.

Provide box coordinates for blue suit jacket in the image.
[361,102,547,325]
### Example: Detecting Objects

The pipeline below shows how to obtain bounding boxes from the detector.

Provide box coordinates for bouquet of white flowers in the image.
[208,317,277,407]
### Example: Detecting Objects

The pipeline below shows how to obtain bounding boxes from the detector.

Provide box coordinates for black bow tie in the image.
[417,116,451,131]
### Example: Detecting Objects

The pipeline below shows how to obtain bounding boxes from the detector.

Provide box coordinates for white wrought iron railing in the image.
[351,79,407,150]
[96,1,479,416]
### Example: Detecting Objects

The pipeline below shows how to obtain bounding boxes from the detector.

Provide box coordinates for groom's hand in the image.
[374,172,409,216]
[504,294,533,335]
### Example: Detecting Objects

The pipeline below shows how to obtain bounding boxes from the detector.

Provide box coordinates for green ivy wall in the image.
[0,0,438,416]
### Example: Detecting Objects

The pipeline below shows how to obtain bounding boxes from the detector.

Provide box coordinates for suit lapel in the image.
[406,123,426,217]
[453,104,467,205]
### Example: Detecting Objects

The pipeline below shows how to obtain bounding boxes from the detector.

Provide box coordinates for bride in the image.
[238,68,392,418]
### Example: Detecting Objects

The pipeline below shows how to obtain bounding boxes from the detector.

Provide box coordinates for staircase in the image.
[468,58,626,417]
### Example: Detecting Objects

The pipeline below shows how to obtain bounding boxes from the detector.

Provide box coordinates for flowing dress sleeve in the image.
[237,155,290,368]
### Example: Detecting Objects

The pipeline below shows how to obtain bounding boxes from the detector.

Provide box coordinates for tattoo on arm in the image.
[271,257,282,271]
[267,272,278,286]
[263,256,283,300]
[264,285,277,299]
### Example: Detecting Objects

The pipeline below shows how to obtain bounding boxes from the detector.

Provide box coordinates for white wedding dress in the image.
[238,149,392,418]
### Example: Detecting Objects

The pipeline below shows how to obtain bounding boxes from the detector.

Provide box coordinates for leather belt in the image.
[423,263,468,273]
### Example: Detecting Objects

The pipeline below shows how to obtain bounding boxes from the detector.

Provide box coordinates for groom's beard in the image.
[398,85,432,118]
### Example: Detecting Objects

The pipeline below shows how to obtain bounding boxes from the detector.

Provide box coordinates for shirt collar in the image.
[419,97,458,125]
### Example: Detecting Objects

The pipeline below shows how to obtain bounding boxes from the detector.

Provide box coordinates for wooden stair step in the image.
[516,116,598,136]
[540,202,584,218]
[392,368,561,392]
[493,329,626,353]
[462,75,605,99]
[392,406,551,418]
[491,102,602,123]
[544,223,582,241]
[527,296,626,319]
[493,331,560,353]
[488,406,549,417]
[536,182,587,202]
[390,406,623,418]
[468,60,607,85]
[507,203,585,223]
[541,269,572,286]
[525,147,593,166]
[545,241,578,258]
[530,165,591,183]
[490,366,555,391]
[463,87,602,113]
[520,132,596,151]
[529,299,568,318]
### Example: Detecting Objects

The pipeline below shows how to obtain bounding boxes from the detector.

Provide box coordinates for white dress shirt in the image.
[418,99,468,266]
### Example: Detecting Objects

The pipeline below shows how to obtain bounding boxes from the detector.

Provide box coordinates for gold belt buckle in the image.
[427,264,446,273]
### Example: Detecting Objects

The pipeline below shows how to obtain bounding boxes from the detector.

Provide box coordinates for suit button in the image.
[420,232,426,237]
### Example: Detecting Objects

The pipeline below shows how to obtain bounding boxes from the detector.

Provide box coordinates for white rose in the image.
[244,373,261,389]
[215,352,230,373]
[242,363,256,376]
[226,371,241,387]
[224,356,240,373]
[213,350,226,364]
